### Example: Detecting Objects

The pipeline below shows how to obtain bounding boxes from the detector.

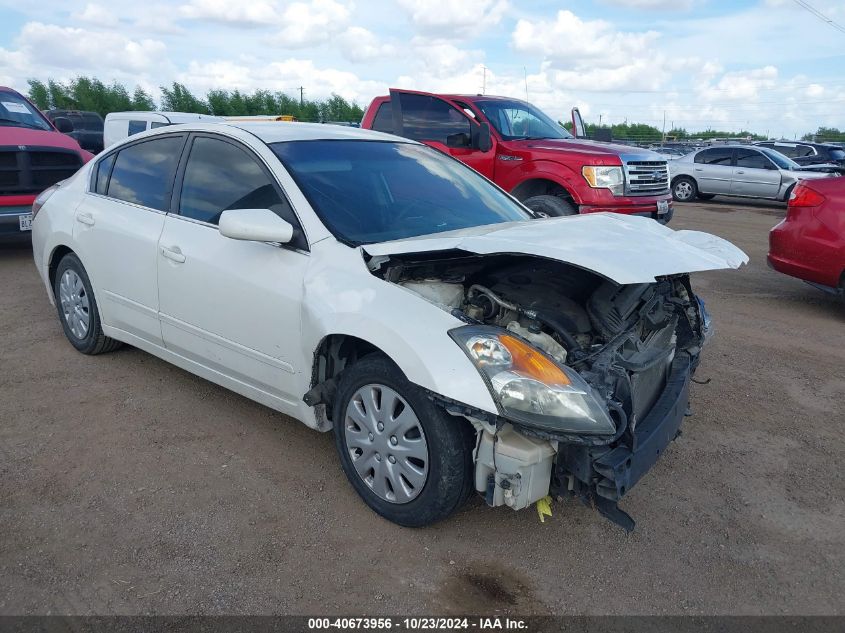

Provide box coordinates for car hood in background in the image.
[363,214,748,285]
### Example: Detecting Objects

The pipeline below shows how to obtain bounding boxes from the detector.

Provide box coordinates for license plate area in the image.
[657,200,669,215]
[19,214,32,231]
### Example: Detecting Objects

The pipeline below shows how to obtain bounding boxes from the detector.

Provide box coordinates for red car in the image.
[361,90,674,222]
[769,177,845,299]
[1,86,93,243]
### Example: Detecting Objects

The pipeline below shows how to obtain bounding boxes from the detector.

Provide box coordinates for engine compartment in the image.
[370,250,707,438]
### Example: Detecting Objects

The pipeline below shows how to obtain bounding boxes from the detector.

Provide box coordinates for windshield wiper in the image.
[0,117,47,130]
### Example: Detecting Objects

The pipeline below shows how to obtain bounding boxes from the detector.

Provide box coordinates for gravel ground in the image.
[1,200,843,616]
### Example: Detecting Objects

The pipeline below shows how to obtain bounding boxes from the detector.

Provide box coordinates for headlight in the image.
[582,165,624,196]
[450,326,616,435]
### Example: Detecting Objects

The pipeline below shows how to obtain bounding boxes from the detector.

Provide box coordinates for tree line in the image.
[27,77,365,123]
[26,77,843,141]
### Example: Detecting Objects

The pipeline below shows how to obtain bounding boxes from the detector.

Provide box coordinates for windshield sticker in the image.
[2,101,31,114]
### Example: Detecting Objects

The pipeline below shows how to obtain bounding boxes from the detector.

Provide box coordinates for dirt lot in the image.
[1,200,843,616]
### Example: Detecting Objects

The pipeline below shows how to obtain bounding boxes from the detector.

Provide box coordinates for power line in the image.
[792,0,845,34]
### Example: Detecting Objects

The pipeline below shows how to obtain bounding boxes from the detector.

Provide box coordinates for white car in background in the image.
[103,111,222,148]
[30,122,747,529]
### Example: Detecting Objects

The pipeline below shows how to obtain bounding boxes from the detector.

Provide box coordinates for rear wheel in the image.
[672,177,698,202]
[54,253,122,355]
[523,194,577,217]
[332,354,474,527]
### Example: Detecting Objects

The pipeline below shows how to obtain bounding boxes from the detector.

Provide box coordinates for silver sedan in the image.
[668,145,835,202]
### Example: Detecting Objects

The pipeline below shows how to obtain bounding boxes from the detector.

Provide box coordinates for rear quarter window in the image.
[128,120,147,136]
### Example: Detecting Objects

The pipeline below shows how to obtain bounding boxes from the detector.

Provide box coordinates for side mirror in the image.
[473,121,493,152]
[54,117,74,133]
[219,208,294,244]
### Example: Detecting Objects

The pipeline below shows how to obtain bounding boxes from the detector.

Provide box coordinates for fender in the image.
[498,159,584,203]
[296,241,498,424]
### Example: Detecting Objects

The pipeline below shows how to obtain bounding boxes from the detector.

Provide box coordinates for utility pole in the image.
[662,110,666,142]
[298,86,304,107]
[523,67,528,100]
[599,114,602,126]
[482,66,487,95]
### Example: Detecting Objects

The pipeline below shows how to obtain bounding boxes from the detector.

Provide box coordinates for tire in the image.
[332,354,474,527]
[523,194,577,217]
[54,253,122,355]
[696,193,715,201]
[657,206,674,225]
[672,177,698,202]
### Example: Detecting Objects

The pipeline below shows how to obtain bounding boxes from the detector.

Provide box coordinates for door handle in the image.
[694,168,703,171]
[735,170,745,174]
[160,246,186,263]
[75,212,95,226]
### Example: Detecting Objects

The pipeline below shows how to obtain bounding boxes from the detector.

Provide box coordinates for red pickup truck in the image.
[361,89,673,222]
[1,86,93,243]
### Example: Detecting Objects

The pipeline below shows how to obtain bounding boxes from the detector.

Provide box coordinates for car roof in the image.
[165,121,411,144]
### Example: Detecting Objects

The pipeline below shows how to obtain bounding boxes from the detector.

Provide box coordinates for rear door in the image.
[693,147,734,194]
[388,89,496,179]
[731,149,781,198]
[72,134,186,345]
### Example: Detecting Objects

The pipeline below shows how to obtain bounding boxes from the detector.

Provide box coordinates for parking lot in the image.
[1,200,843,616]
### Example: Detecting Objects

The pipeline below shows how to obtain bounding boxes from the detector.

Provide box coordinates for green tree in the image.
[27,79,50,109]
[802,127,844,142]
[131,86,156,110]
[160,82,209,114]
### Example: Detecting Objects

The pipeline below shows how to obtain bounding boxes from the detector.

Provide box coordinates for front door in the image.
[388,89,496,179]
[157,134,309,408]
[731,149,782,198]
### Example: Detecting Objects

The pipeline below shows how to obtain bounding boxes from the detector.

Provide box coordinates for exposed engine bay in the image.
[369,251,711,530]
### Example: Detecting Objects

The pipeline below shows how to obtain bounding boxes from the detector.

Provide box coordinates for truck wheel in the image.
[672,177,698,202]
[332,354,474,527]
[523,194,577,217]
[54,253,122,355]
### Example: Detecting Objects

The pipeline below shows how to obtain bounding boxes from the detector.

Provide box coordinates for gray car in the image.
[668,145,836,202]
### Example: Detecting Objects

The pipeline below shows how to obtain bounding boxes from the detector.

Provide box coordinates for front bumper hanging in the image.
[552,353,693,531]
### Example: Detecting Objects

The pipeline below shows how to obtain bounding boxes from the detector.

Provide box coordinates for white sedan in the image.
[31,122,747,529]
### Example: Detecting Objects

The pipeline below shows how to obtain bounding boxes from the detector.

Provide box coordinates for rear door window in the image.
[94,153,116,195]
[694,148,734,165]
[106,136,184,210]
[395,93,471,145]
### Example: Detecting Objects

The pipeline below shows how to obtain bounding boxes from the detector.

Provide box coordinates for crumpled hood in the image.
[363,214,748,285]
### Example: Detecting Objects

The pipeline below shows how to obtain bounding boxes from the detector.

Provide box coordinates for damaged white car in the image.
[31,122,747,529]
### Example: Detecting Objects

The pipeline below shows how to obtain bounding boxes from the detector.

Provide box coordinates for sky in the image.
[0,0,843,138]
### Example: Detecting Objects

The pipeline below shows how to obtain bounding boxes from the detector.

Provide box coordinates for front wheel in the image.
[523,194,577,217]
[672,177,698,202]
[332,354,474,527]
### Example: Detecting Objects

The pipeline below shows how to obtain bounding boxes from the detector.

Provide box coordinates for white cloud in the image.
[397,0,509,40]
[72,3,120,28]
[179,0,281,27]
[176,58,385,105]
[599,0,693,9]
[337,27,395,63]
[10,22,167,75]
[512,10,658,65]
[271,0,352,48]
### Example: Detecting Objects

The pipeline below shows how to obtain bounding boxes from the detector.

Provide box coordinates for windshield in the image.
[0,92,52,131]
[271,140,531,245]
[475,99,572,141]
[759,147,799,170]
[829,148,845,161]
